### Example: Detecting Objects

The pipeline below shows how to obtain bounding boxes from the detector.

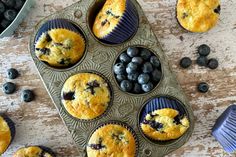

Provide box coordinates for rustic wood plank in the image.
[1,0,236,156]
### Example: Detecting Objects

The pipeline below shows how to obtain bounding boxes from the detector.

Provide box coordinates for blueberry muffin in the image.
[87,124,136,157]
[0,115,15,155]
[177,0,220,32]
[93,0,138,44]
[141,108,190,141]
[61,73,111,120]
[13,146,55,157]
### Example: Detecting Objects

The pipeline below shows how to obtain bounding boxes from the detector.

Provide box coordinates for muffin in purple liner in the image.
[13,146,56,157]
[0,114,15,155]
[93,0,139,44]
[34,19,86,68]
[212,105,236,153]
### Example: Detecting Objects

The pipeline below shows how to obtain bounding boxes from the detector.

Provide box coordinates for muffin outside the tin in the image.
[87,123,136,157]
[177,0,220,33]
[0,114,15,155]
[13,146,55,157]
[93,0,139,44]
[140,97,190,141]
[61,73,111,120]
[35,19,86,68]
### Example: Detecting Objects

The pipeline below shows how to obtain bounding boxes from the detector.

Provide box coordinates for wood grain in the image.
[0,0,236,156]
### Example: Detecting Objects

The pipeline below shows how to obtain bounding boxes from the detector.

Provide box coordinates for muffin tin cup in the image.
[29,0,194,156]
[86,121,139,157]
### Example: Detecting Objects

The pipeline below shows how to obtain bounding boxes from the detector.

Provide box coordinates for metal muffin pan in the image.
[29,0,195,156]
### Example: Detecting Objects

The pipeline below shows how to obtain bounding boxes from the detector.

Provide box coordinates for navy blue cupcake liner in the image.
[212,105,236,153]
[101,0,139,44]
[35,19,82,44]
[140,97,187,123]
[1,114,15,143]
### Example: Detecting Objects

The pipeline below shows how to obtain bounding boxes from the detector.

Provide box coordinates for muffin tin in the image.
[29,0,194,156]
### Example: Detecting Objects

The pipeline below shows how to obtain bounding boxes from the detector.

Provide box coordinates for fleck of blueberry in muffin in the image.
[87,124,136,157]
[61,73,111,120]
[141,108,190,141]
[177,0,220,32]
[13,146,55,157]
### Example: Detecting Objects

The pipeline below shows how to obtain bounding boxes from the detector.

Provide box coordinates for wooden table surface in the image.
[1,0,236,156]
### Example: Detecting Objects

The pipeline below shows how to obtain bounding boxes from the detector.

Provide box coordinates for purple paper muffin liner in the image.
[101,0,139,44]
[140,97,186,123]
[35,19,81,44]
[212,105,236,153]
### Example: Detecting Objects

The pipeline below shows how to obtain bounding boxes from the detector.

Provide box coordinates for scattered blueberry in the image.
[14,0,25,10]
[119,53,131,63]
[21,90,35,102]
[152,69,162,82]
[0,2,5,14]
[140,49,151,60]
[127,47,139,57]
[126,62,138,74]
[132,57,143,65]
[0,19,11,29]
[7,68,19,79]
[198,82,209,93]
[180,57,192,69]
[150,56,160,68]
[133,83,142,94]
[198,44,210,56]
[116,74,126,82]
[208,58,218,69]
[196,56,208,67]
[120,80,133,92]
[1,0,16,8]
[142,62,153,73]
[127,73,139,82]
[138,74,150,84]
[114,63,126,75]
[142,82,154,92]
[4,9,17,21]
[2,82,16,94]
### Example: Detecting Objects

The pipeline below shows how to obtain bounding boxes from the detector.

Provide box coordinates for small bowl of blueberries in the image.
[113,46,163,94]
[0,0,35,38]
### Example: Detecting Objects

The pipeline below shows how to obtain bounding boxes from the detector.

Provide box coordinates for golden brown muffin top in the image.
[177,0,220,32]
[0,116,11,155]
[87,124,136,157]
[93,0,126,38]
[141,108,190,141]
[62,73,111,120]
[35,29,85,67]
[13,146,53,157]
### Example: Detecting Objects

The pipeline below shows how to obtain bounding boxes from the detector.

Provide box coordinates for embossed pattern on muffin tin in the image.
[29,0,195,156]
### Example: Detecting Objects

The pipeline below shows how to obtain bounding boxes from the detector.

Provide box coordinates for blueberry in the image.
[120,80,133,92]
[198,44,210,56]
[2,82,16,94]
[198,82,209,93]
[116,74,126,82]
[127,72,139,82]
[21,90,35,102]
[133,83,142,94]
[207,58,218,69]
[0,2,5,14]
[126,62,138,74]
[152,69,162,82]
[14,0,25,10]
[7,68,19,79]
[1,0,16,8]
[196,56,208,67]
[180,57,192,69]
[4,9,17,21]
[63,91,75,100]
[138,74,150,84]
[119,53,131,63]
[132,57,143,65]
[142,82,154,92]
[140,49,152,60]
[127,47,139,57]
[142,62,153,73]
[150,56,160,68]
[113,63,126,75]
[0,19,11,29]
